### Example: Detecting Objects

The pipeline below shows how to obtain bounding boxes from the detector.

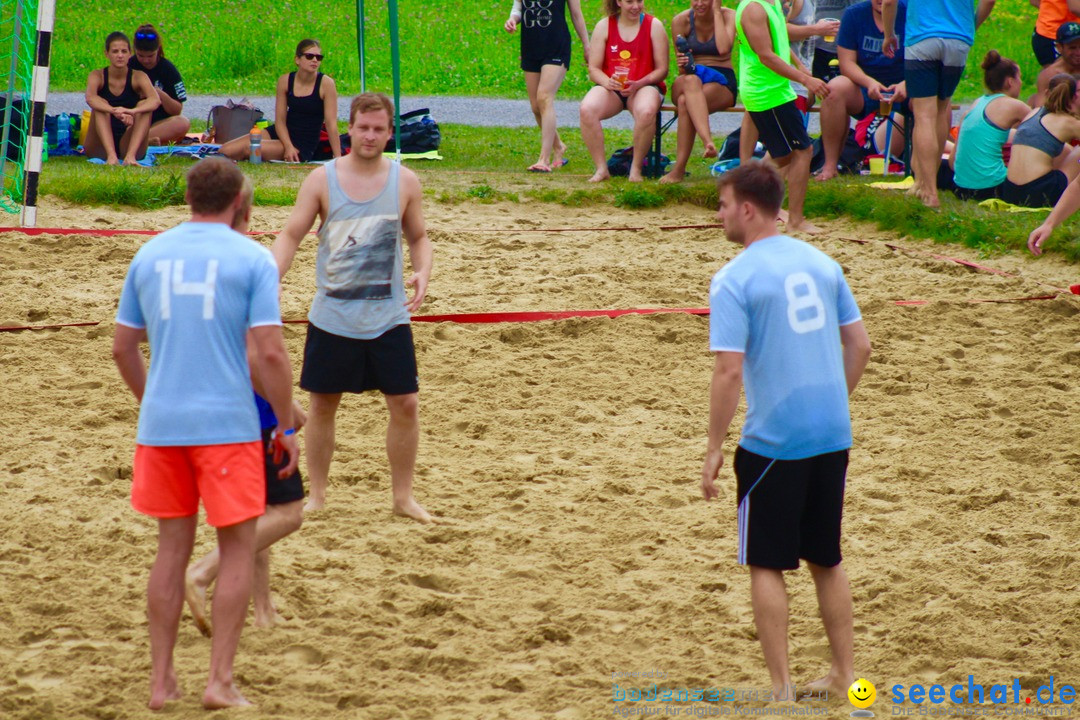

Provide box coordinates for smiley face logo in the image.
[848,678,876,709]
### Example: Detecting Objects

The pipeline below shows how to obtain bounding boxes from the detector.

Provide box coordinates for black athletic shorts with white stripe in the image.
[747,100,813,160]
[735,446,848,570]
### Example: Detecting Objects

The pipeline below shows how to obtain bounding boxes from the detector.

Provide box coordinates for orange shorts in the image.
[132,442,266,528]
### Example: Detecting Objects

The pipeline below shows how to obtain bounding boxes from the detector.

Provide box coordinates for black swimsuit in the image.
[267,72,325,162]
[97,67,140,151]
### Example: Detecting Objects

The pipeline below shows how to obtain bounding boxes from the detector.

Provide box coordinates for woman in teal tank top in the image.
[949,51,1031,201]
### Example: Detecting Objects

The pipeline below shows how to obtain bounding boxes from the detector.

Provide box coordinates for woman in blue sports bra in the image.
[222,39,342,163]
[659,0,737,183]
[1003,73,1080,207]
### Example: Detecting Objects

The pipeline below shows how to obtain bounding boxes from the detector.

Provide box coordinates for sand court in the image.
[1,199,1079,719]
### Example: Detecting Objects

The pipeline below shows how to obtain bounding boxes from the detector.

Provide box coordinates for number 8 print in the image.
[784,272,825,334]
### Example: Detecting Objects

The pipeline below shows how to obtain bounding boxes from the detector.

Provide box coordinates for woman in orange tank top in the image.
[579,0,670,182]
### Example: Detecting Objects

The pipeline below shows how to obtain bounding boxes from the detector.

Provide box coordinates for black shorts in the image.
[1002,170,1068,208]
[735,446,849,570]
[1032,30,1059,67]
[748,100,813,159]
[521,32,572,73]
[261,427,305,505]
[300,323,419,396]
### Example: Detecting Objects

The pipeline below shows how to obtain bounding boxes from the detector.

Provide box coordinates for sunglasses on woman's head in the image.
[301,52,324,61]
[135,31,157,40]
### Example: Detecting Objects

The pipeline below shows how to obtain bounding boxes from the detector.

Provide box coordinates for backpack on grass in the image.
[607,146,670,177]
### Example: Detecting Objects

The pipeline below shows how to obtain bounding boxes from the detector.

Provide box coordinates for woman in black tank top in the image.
[83,32,160,165]
[503,0,591,172]
[221,39,342,163]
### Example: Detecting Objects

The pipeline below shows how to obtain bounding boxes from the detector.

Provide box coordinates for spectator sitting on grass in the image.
[580,0,669,183]
[84,32,159,166]
[129,23,190,145]
[816,0,907,181]
[221,39,341,163]
[1002,72,1080,208]
[1033,21,1080,106]
[947,50,1031,201]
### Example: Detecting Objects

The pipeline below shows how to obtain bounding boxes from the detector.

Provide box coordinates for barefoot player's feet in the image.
[253,603,284,629]
[816,167,839,182]
[704,141,718,158]
[393,497,434,524]
[787,218,822,235]
[303,492,325,512]
[804,671,855,699]
[203,682,252,710]
[148,670,182,710]
[588,169,611,183]
[184,570,212,638]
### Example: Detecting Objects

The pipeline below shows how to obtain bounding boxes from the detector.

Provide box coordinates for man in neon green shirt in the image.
[736,0,830,232]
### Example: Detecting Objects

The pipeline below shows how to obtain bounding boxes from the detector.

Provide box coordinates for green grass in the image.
[52,0,1038,101]
[806,177,1080,262]
[35,120,1080,262]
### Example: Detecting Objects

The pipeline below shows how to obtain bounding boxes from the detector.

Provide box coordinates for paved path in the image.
[48,91,823,134]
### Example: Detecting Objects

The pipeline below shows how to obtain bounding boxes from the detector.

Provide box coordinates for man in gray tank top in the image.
[272,92,434,523]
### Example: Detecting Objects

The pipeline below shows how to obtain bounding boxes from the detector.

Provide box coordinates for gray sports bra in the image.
[1013,108,1066,157]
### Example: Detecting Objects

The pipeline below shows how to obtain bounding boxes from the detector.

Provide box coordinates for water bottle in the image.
[249,126,262,164]
[675,35,695,74]
[57,112,69,151]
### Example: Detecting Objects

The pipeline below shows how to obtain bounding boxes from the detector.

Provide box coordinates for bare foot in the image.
[203,683,252,710]
[659,169,685,184]
[703,142,718,158]
[184,570,212,638]
[777,209,790,224]
[588,169,610,183]
[627,172,644,183]
[253,603,284,629]
[105,156,120,166]
[122,157,141,167]
[816,168,839,182]
[393,497,434,524]
[148,670,182,710]
[917,188,941,208]
[787,218,822,235]
[805,672,854,698]
[303,494,325,512]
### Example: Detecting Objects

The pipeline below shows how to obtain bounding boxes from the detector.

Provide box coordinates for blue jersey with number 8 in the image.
[116,222,282,446]
[709,234,861,460]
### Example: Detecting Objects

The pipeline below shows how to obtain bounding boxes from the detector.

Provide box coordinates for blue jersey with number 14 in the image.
[116,222,282,447]
[709,234,861,460]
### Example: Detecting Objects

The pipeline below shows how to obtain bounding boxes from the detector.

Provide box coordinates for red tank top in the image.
[603,13,666,95]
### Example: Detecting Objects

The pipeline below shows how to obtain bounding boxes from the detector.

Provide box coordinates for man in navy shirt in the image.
[817,0,907,180]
